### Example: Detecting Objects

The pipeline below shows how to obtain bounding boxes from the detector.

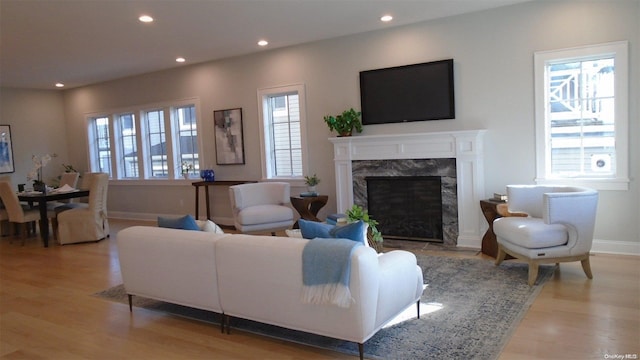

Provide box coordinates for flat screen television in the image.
[359,59,455,125]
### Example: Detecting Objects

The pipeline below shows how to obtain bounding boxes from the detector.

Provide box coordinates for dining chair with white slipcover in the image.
[0,181,46,245]
[57,173,109,245]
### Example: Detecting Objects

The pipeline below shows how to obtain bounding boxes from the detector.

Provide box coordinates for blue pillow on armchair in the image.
[157,214,200,231]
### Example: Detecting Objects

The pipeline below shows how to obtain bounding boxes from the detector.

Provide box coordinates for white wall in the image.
[0,88,72,187]
[56,0,639,252]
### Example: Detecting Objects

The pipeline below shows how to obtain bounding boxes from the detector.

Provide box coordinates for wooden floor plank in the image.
[1,219,638,359]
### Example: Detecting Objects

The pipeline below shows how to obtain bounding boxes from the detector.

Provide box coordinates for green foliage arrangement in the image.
[323,108,363,136]
[346,204,383,243]
[62,164,78,173]
[304,174,320,186]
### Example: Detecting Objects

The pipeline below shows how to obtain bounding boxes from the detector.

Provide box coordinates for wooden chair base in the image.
[495,244,592,286]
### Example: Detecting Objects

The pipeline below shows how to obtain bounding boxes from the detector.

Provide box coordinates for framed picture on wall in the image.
[0,125,15,173]
[213,108,245,165]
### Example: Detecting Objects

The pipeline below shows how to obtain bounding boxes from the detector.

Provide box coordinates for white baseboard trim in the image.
[455,236,639,256]
[456,235,481,250]
[591,239,640,256]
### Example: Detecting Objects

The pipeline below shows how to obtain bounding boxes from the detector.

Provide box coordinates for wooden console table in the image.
[192,180,256,220]
[290,195,329,228]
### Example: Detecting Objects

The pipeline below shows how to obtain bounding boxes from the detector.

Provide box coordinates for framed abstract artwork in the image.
[0,125,15,173]
[214,108,245,165]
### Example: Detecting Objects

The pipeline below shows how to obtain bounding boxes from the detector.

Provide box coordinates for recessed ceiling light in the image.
[380,15,393,22]
[139,15,154,23]
[258,40,269,47]
[176,57,186,63]
[55,83,64,88]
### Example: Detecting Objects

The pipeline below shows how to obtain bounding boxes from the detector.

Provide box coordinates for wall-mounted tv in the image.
[359,59,455,125]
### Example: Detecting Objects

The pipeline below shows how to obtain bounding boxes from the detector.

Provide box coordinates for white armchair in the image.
[494,185,598,286]
[229,182,294,235]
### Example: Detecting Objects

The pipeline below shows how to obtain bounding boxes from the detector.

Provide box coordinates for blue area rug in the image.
[95,254,554,359]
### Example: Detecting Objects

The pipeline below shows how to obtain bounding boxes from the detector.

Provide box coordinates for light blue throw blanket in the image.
[301,238,362,308]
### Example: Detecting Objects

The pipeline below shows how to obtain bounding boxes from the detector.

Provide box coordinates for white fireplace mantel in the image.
[329,130,487,249]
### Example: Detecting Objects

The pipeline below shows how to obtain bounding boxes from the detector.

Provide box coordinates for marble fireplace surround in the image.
[329,130,486,248]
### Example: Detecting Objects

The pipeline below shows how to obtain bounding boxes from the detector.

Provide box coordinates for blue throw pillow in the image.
[330,220,366,245]
[157,215,200,231]
[299,219,366,245]
[299,219,334,239]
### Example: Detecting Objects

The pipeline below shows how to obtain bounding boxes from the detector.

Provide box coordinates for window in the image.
[534,41,629,190]
[117,112,138,178]
[144,109,167,177]
[87,100,200,180]
[88,115,112,176]
[257,84,308,180]
[174,105,199,174]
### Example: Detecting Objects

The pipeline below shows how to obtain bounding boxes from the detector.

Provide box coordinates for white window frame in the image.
[534,41,629,191]
[257,84,309,183]
[86,98,202,182]
[115,112,139,179]
[87,114,113,177]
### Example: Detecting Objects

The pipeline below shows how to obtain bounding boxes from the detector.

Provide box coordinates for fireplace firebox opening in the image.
[366,176,443,242]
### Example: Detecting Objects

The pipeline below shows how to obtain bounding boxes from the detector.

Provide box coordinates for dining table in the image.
[18,189,90,247]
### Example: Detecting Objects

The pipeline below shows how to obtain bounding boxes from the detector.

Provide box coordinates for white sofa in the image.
[117,226,424,359]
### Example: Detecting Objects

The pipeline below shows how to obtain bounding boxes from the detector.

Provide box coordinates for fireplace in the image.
[352,158,457,244]
[330,130,486,248]
[366,176,444,242]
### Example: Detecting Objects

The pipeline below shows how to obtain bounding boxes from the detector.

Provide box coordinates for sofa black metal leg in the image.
[127,294,133,312]
[417,300,421,319]
[358,343,364,360]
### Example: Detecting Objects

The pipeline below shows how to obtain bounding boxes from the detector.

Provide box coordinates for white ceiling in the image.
[0,0,529,90]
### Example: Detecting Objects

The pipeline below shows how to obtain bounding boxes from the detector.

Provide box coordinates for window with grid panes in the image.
[534,41,629,191]
[117,112,138,178]
[144,109,167,177]
[87,100,200,180]
[88,115,112,176]
[174,105,199,176]
[257,84,307,179]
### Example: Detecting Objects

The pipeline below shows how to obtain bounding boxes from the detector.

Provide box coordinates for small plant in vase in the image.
[304,173,320,194]
[323,108,363,137]
[346,204,384,252]
[179,161,194,179]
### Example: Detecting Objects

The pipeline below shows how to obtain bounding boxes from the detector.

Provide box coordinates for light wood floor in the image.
[1,219,638,359]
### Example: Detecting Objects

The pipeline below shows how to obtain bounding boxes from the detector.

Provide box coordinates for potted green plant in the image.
[323,108,363,137]
[345,204,383,252]
[304,173,320,193]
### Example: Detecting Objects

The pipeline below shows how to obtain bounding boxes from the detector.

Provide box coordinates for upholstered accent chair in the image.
[494,185,598,286]
[0,181,43,244]
[57,173,109,244]
[229,182,294,235]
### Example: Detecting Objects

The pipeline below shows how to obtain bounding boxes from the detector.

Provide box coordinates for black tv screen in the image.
[359,59,455,125]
